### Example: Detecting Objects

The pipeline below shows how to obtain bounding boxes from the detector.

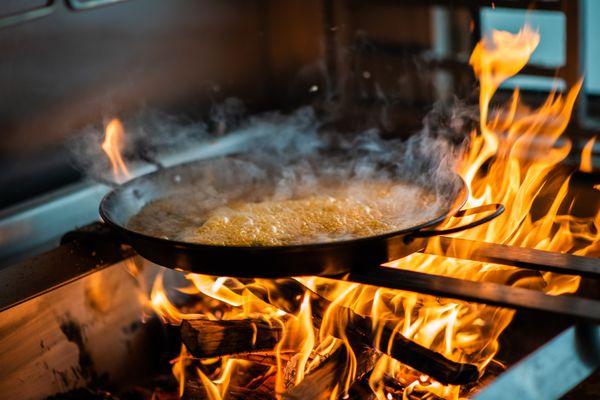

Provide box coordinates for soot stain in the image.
[59,315,99,385]
[122,320,141,335]
[52,369,70,388]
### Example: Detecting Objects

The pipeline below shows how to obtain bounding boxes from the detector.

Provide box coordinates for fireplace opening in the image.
[0,1,599,400]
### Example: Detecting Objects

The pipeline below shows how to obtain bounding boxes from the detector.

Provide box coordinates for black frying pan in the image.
[99,155,504,277]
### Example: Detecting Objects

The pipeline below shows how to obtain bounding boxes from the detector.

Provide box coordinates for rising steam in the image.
[70,99,472,199]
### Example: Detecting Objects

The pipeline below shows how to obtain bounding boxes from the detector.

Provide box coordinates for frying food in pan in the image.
[128,179,442,246]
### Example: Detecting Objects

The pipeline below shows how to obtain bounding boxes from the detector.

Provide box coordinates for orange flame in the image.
[101,118,130,182]
[143,25,599,400]
[149,272,204,324]
[580,136,596,173]
[274,292,315,391]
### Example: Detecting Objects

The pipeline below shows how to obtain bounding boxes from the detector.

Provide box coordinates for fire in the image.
[101,118,130,182]
[580,136,596,173]
[372,25,592,398]
[144,25,599,400]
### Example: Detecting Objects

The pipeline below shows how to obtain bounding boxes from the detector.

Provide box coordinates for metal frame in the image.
[349,265,600,322]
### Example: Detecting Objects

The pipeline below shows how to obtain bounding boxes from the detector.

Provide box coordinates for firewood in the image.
[183,379,275,400]
[282,344,379,400]
[243,278,478,385]
[347,374,377,400]
[180,319,283,358]
[228,351,293,366]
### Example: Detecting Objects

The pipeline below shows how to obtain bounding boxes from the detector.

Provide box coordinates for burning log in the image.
[180,319,283,358]
[231,351,292,366]
[183,379,275,400]
[346,375,376,400]
[243,278,479,385]
[282,344,379,400]
[179,319,380,399]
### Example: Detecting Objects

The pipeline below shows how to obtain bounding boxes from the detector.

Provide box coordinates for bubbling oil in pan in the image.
[128,178,443,246]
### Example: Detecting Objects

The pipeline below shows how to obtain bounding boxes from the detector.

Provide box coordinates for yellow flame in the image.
[146,25,598,400]
[101,118,130,182]
[275,292,315,391]
[196,366,222,400]
[149,272,203,324]
[580,136,596,173]
[172,345,191,397]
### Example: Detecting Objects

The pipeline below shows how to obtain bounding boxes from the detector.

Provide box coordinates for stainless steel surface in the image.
[67,0,129,11]
[475,324,600,400]
[423,236,600,279]
[0,258,165,399]
[0,183,109,265]
[0,222,132,312]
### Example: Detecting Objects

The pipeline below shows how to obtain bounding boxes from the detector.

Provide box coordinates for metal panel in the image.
[0,222,133,312]
[475,324,600,400]
[0,259,166,400]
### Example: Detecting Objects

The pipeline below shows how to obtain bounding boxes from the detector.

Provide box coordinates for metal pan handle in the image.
[409,203,504,238]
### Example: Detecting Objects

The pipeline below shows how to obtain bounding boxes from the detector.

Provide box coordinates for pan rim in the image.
[99,157,468,253]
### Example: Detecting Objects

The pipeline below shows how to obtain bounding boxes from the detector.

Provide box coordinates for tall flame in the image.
[145,26,599,400]
[101,118,130,182]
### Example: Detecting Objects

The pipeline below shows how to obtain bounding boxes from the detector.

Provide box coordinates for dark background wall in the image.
[0,0,327,208]
[5,0,590,211]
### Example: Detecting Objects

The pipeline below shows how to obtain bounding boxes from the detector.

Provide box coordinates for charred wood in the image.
[226,351,292,366]
[180,319,283,358]
[183,379,275,400]
[347,374,377,400]
[282,345,379,400]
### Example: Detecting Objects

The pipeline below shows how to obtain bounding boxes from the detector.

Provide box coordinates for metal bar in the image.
[66,0,129,11]
[0,222,133,312]
[0,1,55,30]
[421,236,600,279]
[0,183,110,266]
[474,324,600,400]
[347,267,600,322]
